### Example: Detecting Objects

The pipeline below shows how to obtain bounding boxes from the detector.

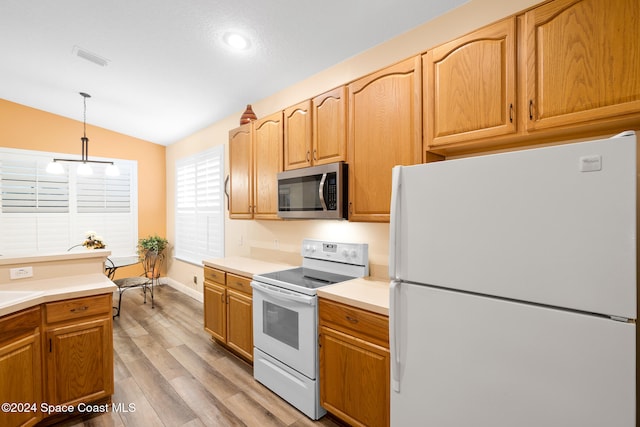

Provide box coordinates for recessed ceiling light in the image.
[223,32,250,50]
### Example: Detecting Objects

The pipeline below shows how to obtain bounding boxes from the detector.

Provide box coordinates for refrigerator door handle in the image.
[389,166,402,279]
[390,279,402,392]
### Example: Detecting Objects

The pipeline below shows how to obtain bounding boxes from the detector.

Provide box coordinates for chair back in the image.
[142,250,164,280]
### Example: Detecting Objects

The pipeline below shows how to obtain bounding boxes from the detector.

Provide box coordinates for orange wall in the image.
[0,98,167,253]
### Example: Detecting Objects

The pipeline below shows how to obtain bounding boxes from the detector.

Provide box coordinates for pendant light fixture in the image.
[46,92,120,176]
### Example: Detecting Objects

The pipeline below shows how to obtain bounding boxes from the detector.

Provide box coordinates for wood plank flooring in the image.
[57,284,342,427]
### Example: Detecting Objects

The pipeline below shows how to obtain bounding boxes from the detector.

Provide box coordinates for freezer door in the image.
[390,282,636,427]
[390,133,637,318]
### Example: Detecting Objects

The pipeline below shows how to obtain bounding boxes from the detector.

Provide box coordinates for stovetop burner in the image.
[252,239,369,296]
[258,267,356,290]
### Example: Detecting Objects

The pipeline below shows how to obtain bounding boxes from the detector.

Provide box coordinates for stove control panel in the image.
[301,239,368,266]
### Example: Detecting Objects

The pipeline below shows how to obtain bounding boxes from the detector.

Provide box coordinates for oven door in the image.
[251,280,318,379]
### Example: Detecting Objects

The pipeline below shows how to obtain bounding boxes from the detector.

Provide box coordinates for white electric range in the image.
[251,238,369,420]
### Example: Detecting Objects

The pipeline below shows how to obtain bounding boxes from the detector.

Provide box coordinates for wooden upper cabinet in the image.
[253,111,283,219]
[284,87,347,171]
[424,17,517,150]
[229,124,253,219]
[348,57,422,223]
[524,0,640,131]
[284,100,313,170]
[312,86,347,166]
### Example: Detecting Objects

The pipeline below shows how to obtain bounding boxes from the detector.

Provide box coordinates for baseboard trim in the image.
[163,277,203,303]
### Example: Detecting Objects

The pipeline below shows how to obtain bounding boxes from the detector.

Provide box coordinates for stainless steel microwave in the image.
[277,162,347,219]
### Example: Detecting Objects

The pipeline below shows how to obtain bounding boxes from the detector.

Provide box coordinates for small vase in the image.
[240,104,257,125]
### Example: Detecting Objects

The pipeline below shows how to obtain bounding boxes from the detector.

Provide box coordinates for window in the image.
[175,145,224,264]
[0,148,138,256]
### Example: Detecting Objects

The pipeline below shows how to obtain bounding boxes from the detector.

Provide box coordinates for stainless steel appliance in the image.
[251,238,369,419]
[389,131,637,426]
[277,162,347,219]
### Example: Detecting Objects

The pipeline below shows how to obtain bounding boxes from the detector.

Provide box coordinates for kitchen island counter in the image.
[317,276,389,315]
[0,251,116,317]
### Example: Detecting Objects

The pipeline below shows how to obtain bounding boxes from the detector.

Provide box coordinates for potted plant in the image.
[137,234,168,256]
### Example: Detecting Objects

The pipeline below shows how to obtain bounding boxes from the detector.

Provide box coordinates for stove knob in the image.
[342,249,349,258]
[350,249,358,259]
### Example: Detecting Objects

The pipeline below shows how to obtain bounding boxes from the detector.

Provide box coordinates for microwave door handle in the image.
[318,173,328,211]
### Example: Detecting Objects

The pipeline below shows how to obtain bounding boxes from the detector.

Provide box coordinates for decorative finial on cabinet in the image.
[240,104,257,125]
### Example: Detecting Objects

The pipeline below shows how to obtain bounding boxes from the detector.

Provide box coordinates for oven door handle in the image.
[251,281,316,305]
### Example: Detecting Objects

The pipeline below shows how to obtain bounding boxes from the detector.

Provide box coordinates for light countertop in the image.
[0,273,116,317]
[317,276,390,316]
[205,256,389,315]
[0,249,111,266]
[203,256,294,278]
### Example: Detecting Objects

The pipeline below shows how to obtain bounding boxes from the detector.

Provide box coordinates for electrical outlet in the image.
[193,274,197,284]
[10,266,33,280]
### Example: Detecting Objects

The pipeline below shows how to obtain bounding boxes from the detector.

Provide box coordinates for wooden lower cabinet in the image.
[226,289,253,360]
[319,298,390,427]
[43,294,114,408]
[0,307,42,427]
[0,293,114,427]
[203,266,254,362]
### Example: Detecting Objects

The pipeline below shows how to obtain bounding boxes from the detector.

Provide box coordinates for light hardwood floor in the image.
[57,284,343,427]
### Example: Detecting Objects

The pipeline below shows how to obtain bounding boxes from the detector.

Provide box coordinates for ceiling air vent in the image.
[72,46,109,67]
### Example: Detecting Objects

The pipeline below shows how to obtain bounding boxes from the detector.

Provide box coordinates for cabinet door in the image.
[320,326,390,427]
[524,0,640,131]
[253,111,283,219]
[45,317,113,406]
[284,100,313,170]
[204,281,226,342]
[229,124,253,218]
[226,289,253,361]
[0,308,42,427]
[313,86,347,166]
[424,17,516,149]
[348,57,422,222]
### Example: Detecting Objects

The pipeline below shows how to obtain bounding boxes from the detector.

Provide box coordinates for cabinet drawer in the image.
[45,294,111,324]
[226,273,252,295]
[0,306,41,345]
[319,298,389,348]
[204,266,226,285]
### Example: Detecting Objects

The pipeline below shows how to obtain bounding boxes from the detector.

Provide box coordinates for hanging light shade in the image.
[47,92,120,176]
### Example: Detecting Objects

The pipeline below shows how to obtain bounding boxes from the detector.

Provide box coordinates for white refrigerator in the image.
[389,132,637,427]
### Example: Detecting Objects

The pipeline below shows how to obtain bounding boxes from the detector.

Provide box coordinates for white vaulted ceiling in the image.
[0,0,466,145]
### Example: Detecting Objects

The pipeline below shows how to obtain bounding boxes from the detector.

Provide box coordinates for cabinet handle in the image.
[49,338,52,353]
[234,281,244,287]
[306,150,311,162]
[70,306,89,313]
[221,294,225,303]
[509,103,513,123]
[313,149,317,161]
[529,100,534,120]
[345,315,359,324]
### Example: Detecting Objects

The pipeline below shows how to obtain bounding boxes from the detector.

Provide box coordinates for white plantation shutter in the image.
[0,148,138,256]
[1,157,69,213]
[175,145,224,264]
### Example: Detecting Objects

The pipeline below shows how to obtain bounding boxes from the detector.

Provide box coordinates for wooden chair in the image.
[112,251,164,318]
